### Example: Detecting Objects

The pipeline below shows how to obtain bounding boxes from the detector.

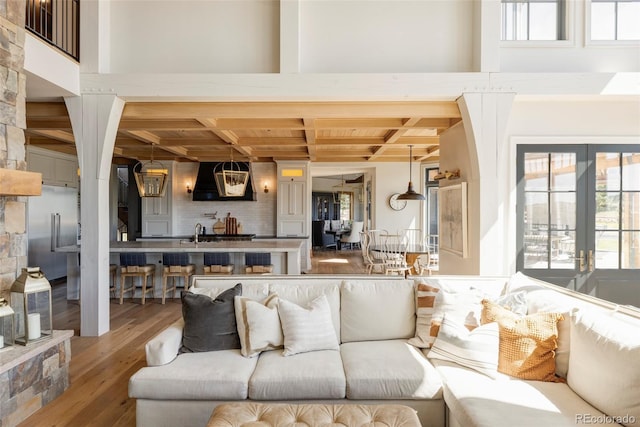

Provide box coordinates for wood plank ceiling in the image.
[25,101,462,163]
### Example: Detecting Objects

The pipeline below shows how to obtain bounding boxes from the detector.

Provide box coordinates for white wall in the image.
[300,0,474,72]
[372,162,423,235]
[109,1,279,73]
[438,123,477,275]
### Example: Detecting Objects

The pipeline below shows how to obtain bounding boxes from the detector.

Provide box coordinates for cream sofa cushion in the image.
[340,279,415,342]
[568,310,640,427]
[431,358,618,427]
[189,281,268,300]
[341,340,442,400]
[248,349,346,400]
[129,350,257,400]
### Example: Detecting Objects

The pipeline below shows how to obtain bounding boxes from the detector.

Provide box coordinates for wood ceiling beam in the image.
[368,117,422,161]
[303,118,317,161]
[123,130,197,161]
[196,118,255,160]
[27,129,75,144]
[123,101,461,120]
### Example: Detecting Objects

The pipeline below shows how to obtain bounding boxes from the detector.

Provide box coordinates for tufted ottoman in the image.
[207,402,421,427]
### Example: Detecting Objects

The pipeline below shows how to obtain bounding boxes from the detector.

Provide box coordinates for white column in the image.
[457,92,514,276]
[65,94,124,336]
[280,0,300,73]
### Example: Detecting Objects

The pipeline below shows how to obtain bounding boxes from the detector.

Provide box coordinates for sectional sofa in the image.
[128,274,640,427]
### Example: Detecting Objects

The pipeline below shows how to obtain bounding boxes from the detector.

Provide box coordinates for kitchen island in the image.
[56,240,303,300]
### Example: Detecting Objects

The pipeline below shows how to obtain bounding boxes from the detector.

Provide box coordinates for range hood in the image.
[192,162,257,201]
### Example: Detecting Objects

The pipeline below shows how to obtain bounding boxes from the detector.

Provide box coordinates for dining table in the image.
[369,243,432,276]
[325,228,350,250]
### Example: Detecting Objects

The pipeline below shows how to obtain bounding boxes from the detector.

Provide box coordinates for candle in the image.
[28,313,41,340]
[0,335,4,348]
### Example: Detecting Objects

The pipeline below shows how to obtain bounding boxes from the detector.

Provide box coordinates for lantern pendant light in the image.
[397,145,425,201]
[214,149,249,197]
[133,143,169,197]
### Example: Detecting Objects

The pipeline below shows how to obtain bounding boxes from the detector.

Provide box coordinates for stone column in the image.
[0,1,28,298]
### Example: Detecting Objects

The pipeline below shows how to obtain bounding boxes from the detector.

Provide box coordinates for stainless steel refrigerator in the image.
[27,185,79,281]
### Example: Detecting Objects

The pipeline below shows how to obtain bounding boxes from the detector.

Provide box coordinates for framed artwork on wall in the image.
[439,182,468,258]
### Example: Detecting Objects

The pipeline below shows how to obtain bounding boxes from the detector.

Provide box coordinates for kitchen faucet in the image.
[194,223,202,243]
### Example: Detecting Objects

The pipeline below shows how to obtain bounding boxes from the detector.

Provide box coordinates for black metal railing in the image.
[26,0,80,61]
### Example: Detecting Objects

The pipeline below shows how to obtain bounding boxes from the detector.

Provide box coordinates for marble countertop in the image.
[56,240,303,253]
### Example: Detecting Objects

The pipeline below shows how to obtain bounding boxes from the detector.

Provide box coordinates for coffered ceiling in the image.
[25,101,462,164]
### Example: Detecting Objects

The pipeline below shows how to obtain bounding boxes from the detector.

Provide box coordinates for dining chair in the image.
[383,233,412,277]
[360,232,385,274]
[340,221,364,250]
[413,254,432,276]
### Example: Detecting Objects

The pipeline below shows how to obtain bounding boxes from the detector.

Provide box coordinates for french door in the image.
[516,144,640,306]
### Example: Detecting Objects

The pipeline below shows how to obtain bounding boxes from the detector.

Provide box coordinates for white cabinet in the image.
[276,161,309,237]
[141,188,173,236]
[27,148,78,188]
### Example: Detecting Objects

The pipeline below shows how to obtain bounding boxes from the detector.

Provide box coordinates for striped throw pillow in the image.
[427,313,500,378]
[278,294,339,356]
[408,283,441,348]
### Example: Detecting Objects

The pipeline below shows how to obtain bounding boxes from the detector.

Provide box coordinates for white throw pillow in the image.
[568,310,640,427]
[277,295,339,356]
[234,294,283,358]
[427,314,501,379]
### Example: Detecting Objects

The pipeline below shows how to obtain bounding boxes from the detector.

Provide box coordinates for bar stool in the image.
[161,253,195,304]
[244,253,274,274]
[109,264,118,298]
[119,253,156,304]
[203,252,234,275]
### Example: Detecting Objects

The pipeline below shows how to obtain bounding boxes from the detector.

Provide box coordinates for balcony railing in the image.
[26,0,80,61]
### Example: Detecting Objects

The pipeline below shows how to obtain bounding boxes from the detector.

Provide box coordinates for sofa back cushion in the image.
[190,279,268,301]
[269,281,341,342]
[568,309,640,427]
[340,279,415,343]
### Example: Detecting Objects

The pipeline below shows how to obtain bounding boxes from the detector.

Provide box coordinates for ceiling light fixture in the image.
[133,143,169,197]
[397,145,425,201]
[214,149,249,197]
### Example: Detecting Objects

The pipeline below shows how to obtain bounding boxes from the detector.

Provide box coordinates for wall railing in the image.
[26,0,80,61]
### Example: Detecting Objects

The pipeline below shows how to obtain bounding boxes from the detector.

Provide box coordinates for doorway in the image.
[516,144,640,306]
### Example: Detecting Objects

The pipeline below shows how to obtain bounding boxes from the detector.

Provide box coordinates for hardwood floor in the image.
[19,248,367,427]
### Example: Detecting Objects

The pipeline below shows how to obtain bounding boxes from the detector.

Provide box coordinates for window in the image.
[590,0,640,41]
[502,0,566,41]
[338,192,352,222]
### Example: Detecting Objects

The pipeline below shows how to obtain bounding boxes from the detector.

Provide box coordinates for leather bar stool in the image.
[203,252,234,275]
[244,253,274,274]
[161,253,195,304]
[119,253,156,304]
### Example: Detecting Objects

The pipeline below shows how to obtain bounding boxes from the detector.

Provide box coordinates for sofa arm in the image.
[145,318,184,366]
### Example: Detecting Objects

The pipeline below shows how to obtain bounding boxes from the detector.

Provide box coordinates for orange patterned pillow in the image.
[481,299,564,382]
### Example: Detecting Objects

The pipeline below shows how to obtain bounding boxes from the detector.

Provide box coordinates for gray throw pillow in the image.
[181,283,242,353]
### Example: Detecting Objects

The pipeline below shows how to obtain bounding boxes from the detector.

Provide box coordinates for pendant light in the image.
[214,149,249,197]
[133,143,169,197]
[397,145,425,201]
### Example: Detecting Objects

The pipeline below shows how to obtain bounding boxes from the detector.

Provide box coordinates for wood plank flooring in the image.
[18,249,367,427]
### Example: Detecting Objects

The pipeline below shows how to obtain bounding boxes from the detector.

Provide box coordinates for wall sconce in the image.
[186,182,192,194]
[433,169,461,181]
[263,183,269,193]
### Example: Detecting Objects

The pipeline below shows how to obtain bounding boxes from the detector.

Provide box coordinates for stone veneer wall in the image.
[0,0,28,300]
[0,331,73,426]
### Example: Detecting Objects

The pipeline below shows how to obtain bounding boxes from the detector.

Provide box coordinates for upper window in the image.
[590,0,640,41]
[502,0,567,41]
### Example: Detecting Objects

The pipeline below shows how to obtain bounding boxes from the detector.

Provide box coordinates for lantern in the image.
[0,297,14,351]
[10,267,53,345]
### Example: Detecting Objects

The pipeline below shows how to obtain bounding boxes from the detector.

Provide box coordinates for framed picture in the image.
[439,182,468,258]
